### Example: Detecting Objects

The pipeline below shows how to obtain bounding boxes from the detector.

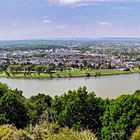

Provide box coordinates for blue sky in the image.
[0,0,140,40]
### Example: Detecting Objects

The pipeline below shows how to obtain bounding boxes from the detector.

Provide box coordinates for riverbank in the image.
[0,69,132,79]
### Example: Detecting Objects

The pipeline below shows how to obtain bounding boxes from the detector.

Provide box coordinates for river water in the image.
[0,73,139,98]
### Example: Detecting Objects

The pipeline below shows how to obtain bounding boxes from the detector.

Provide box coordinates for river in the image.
[0,73,139,98]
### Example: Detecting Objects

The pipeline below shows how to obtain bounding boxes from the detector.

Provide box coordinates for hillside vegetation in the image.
[0,124,97,140]
[0,83,139,139]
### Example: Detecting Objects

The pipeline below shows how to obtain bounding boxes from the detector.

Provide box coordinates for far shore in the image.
[0,69,134,79]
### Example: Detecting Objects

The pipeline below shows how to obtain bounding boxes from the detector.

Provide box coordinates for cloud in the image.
[41,16,52,24]
[42,19,51,23]
[48,0,139,5]
[48,0,88,5]
[97,21,112,26]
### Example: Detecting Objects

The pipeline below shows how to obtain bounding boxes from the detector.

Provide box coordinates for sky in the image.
[0,0,140,40]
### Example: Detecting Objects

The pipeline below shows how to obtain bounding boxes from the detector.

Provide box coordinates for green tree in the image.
[101,95,140,140]
[51,87,105,136]
[0,91,30,128]
[9,65,23,73]
[107,62,112,69]
[0,82,9,98]
[28,94,52,123]
[0,114,9,125]
[34,65,46,74]
[24,65,33,75]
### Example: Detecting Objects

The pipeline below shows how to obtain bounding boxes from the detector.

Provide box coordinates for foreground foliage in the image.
[0,124,97,140]
[101,94,140,139]
[0,82,139,139]
[130,126,140,140]
[0,125,32,140]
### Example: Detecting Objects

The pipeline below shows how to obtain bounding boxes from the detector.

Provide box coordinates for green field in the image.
[0,69,132,79]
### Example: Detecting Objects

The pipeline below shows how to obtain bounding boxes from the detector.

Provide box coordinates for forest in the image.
[0,83,139,140]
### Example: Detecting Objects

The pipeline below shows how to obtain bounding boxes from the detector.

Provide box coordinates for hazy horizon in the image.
[1,37,140,41]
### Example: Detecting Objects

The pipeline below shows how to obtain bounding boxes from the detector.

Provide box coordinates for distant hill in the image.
[0,37,140,48]
[99,37,140,41]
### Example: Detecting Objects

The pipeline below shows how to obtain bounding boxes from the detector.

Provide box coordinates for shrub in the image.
[130,126,140,140]
[0,125,33,140]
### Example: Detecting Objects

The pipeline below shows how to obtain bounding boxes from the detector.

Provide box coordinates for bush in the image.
[26,122,97,140]
[48,128,97,140]
[0,125,33,140]
[130,126,140,140]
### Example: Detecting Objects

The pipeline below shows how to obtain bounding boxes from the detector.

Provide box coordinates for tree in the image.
[0,64,7,72]
[85,72,90,77]
[51,87,105,136]
[9,65,23,73]
[0,82,9,98]
[101,95,140,140]
[0,114,9,125]
[34,65,45,75]
[107,62,112,69]
[24,65,33,75]
[133,90,140,100]
[5,70,10,76]
[28,94,52,123]
[46,66,55,74]
[0,91,30,128]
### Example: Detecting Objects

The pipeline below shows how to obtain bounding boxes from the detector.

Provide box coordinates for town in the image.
[0,40,140,78]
